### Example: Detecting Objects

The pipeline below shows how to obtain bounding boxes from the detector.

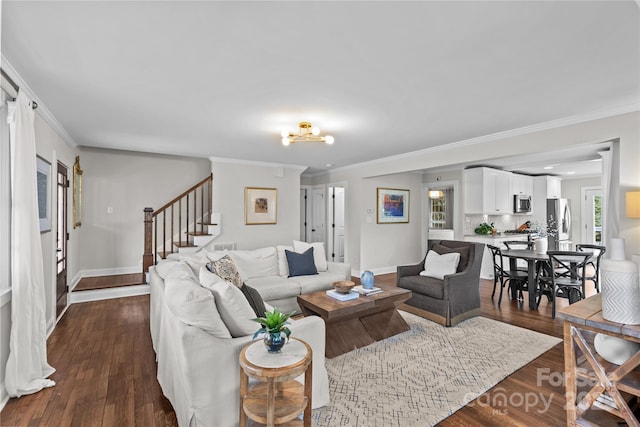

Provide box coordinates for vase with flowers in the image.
[530,217,557,253]
[252,308,293,353]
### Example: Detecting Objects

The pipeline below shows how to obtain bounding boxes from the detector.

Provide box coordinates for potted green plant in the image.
[252,308,293,353]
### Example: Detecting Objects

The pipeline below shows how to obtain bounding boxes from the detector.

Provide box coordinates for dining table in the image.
[500,249,549,309]
[501,249,594,310]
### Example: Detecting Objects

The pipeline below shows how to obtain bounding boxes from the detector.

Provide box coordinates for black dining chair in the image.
[575,244,606,293]
[536,251,592,319]
[488,244,529,306]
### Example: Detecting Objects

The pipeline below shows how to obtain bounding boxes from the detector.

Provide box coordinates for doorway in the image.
[423,180,459,253]
[56,162,68,317]
[582,186,603,245]
[328,185,346,262]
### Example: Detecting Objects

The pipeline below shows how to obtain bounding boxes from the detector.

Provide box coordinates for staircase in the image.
[143,174,220,272]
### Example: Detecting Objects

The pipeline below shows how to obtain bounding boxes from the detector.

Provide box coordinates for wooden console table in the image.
[557,294,640,426]
[239,338,312,427]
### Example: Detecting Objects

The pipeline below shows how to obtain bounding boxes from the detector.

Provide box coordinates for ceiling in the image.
[2,1,638,176]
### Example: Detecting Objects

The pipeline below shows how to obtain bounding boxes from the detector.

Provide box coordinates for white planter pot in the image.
[534,238,548,254]
[601,238,640,325]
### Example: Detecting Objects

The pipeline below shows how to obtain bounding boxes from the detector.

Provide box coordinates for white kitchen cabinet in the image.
[533,175,562,221]
[546,176,562,198]
[510,173,534,196]
[464,167,512,215]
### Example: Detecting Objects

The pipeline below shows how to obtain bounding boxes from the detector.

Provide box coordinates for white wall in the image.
[210,158,305,249]
[79,147,211,274]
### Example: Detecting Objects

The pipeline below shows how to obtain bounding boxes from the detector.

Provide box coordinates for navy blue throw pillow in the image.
[285,248,318,277]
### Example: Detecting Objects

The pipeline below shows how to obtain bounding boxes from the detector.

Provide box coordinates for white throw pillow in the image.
[156,260,196,280]
[208,280,258,338]
[199,266,223,290]
[276,245,294,277]
[229,247,279,280]
[177,251,211,276]
[420,250,461,280]
[205,250,228,262]
[164,277,231,339]
[293,240,328,272]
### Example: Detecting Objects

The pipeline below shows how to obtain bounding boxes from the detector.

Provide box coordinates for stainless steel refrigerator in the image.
[547,198,572,250]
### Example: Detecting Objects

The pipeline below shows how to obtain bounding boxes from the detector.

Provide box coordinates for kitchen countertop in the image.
[464,234,534,239]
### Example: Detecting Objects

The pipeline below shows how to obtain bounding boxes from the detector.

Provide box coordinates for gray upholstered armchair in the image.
[397,240,484,327]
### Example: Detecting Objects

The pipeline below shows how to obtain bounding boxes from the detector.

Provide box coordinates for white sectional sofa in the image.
[149,244,350,427]
[168,244,351,314]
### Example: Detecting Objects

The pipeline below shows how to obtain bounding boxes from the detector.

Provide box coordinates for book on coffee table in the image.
[352,285,383,296]
[326,290,359,301]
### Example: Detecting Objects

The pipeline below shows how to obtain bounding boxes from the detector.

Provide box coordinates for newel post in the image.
[143,207,154,273]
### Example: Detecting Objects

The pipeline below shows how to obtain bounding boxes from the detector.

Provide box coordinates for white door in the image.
[329,186,345,262]
[300,188,308,242]
[310,186,325,243]
[582,188,603,245]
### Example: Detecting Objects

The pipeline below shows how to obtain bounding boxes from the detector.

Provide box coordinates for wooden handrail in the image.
[153,174,213,217]
[143,173,213,273]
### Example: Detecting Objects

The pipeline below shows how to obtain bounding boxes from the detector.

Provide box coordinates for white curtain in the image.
[600,141,620,249]
[5,91,55,397]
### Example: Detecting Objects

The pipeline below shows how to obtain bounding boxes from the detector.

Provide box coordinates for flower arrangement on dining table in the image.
[530,217,558,238]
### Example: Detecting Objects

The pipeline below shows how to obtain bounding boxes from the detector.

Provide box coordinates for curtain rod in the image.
[0,68,38,110]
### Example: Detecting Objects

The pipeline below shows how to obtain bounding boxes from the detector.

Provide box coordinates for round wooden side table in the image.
[239,337,312,427]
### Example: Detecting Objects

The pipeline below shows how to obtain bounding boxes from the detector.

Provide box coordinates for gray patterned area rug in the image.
[312,311,561,427]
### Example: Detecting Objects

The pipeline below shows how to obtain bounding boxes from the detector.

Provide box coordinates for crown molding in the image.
[324,104,640,176]
[209,156,308,172]
[1,56,78,148]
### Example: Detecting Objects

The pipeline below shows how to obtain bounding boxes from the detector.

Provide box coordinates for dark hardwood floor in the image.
[0,273,629,426]
[74,273,146,291]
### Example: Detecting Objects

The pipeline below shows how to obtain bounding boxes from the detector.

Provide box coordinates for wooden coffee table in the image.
[297,284,411,358]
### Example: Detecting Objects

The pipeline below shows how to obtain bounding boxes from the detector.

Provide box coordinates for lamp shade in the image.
[627,191,640,218]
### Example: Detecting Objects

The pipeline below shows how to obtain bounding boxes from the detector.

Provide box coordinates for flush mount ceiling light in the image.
[280,122,334,146]
[428,190,444,199]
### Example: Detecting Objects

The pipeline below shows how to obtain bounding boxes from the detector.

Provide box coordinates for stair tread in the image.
[198,222,219,226]
[174,242,197,248]
[186,231,212,236]
[157,251,174,259]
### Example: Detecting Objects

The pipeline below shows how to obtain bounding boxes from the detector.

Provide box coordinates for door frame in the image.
[55,159,69,320]
[581,185,603,245]
[327,181,348,264]
[422,179,460,255]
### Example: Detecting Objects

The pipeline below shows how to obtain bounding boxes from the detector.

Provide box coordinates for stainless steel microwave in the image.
[514,194,532,213]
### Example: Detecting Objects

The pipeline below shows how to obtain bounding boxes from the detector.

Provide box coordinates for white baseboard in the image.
[79,266,141,278]
[69,284,150,304]
[69,272,82,292]
[0,392,8,414]
[351,266,398,278]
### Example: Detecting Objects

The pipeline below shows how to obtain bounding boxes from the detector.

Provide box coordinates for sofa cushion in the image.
[173,251,211,276]
[241,284,267,317]
[205,250,228,262]
[286,248,318,277]
[290,272,345,294]
[420,250,460,280]
[156,260,197,281]
[276,245,294,277]
[229,247,279,280]
[164,277,231,338]
[245,276,301,301]
[398,275,445,300]
[207,255,243,288]
[293,240,328,272]
[199,266,223,289]
[207,280,257,337]
[433,244,470,272]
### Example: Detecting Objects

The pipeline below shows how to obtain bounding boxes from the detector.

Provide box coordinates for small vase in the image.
[263,332,286,353]
[600,238,640,325]
[361,270,374,290]
[534,238,548,254]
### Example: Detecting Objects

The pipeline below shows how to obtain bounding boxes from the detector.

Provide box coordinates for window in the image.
[429,187,454,229]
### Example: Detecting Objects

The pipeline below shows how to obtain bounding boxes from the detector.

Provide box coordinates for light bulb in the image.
[280,130,289,138]
[325,135,334,144]
[311,127,320,136]
[281,137,290,146]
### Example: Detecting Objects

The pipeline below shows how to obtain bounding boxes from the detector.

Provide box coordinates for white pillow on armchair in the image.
[420,250,460,280]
